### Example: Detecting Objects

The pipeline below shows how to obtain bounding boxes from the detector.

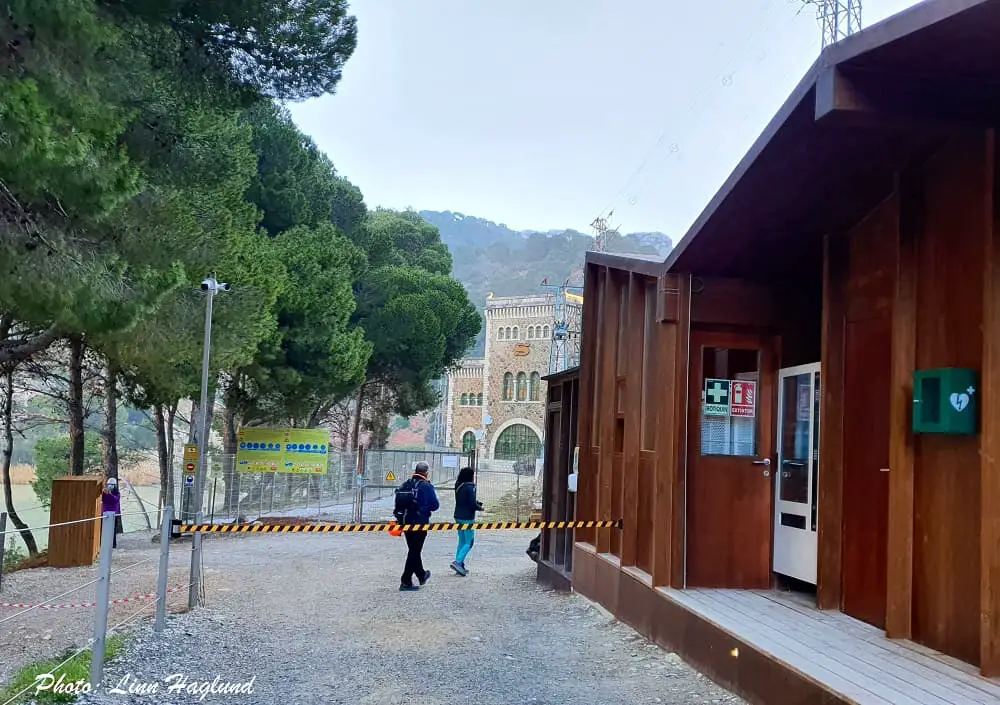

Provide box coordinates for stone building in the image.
[445,294,554,461]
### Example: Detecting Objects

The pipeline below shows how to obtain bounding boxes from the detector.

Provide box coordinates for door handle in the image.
[752,458,771,466]
[783,461,805,468]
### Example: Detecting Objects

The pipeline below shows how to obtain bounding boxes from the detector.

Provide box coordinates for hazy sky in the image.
[288,0,921,238]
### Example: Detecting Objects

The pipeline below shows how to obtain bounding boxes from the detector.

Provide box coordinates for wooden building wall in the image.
[537,367,579,591]
[818,129,999,673]
[567,129,1000,677]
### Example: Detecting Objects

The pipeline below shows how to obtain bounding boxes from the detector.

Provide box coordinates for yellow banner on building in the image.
[236,427,330,474]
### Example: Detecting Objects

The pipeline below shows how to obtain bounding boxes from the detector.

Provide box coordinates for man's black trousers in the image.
[401,529,428,586]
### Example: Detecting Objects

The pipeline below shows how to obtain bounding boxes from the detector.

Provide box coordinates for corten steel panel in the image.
[593,553,621,615]
[573,545,598,598]
[536,561,572,592]
[912,134,988,666]
[48,476,102,568]
[617,570,654,636]
[981,129,1000,676]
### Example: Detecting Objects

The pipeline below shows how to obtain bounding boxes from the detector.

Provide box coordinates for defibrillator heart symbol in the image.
[950,393,970,412]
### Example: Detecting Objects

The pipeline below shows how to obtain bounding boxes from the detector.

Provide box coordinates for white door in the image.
[773,363,820,585]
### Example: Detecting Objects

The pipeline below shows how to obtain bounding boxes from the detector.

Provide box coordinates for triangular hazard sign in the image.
[385,470,396,482]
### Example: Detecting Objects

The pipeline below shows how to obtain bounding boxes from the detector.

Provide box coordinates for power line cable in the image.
[596,0,810,225]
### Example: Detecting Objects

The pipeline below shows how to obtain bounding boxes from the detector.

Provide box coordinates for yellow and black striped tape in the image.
[173,519,622,535]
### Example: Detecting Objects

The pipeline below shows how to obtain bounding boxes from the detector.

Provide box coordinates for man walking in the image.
[395,462,439,591]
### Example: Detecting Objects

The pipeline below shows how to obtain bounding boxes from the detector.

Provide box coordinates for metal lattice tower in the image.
[807,0,862,48]
[590,214,620,253]
[542,280,584,374]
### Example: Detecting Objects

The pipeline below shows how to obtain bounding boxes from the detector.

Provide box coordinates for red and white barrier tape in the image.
[0,583,188,610]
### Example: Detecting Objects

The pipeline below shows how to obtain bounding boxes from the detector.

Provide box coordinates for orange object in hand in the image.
[388,521,402,537]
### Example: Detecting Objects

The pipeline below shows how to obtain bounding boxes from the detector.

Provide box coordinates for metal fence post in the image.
[516,474,521,523]
[154,505,172,632]
[90,511,116,690]
[0,511,7,591]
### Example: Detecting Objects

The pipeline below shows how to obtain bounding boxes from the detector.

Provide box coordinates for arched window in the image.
[498,328,505,340]
[543,325,550,338]
[537,325,543,338]
[502,373,514,401]
[494,423,542,460]
[460,393,468,406]
[462,431,476,453]
[512,326,519,340]
[529,372,541,401]
[516,372,527,401]
[527,327,534,339]
[476,393,483,406]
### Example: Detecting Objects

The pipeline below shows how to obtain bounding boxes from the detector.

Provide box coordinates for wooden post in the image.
[980,129,1000,676]
[886,182,918,639]
[621,274,645,567]
[817,233,847,610]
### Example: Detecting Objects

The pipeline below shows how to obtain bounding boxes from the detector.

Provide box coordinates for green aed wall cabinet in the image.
[912,367,978,435]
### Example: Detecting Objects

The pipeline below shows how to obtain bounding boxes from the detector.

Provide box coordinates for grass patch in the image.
[0,634,127,704]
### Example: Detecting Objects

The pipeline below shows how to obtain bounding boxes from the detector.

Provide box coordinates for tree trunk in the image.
[102,361,119,480]
[67,336,85,475]
[1,370,38,556]
[154,404,170,512]
[166,402,177,514]
[350,383,365,451]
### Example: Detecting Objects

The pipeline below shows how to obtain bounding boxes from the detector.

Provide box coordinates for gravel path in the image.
[21,528,750,705]
[0,528,193,685]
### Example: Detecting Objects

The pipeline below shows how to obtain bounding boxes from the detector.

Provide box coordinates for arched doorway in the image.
[493,423,542,460]
[461,431,477,453]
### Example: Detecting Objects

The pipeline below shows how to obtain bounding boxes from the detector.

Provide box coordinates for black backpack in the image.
[393,477,424,524]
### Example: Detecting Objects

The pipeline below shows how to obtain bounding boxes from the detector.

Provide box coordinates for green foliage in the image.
[0,633,126,704]
[102,0,358,101]
[31,434,102,507]
[2,536,28,573]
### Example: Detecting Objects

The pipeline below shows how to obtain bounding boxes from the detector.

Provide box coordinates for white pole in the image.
[189,280,215,609]
[90,511,116,689]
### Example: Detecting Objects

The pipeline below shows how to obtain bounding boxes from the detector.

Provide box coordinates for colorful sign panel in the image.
[731,380,757,418]
[236,428,330,474]
[703,378,731,416]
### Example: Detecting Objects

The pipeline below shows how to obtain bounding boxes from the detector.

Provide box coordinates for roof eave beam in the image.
[815,64,1000,130]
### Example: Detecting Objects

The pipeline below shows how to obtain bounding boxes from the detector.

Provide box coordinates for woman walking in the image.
[451,466,483,576]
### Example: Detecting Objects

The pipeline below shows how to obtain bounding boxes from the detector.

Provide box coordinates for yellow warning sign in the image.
[385,470,396,482]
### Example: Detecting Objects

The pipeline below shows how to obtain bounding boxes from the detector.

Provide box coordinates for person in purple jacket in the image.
[101,477,122,548]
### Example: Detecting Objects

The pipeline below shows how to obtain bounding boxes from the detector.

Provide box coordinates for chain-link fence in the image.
[163,446,542,526]
[173,451,360,524]
[356,449,470,523]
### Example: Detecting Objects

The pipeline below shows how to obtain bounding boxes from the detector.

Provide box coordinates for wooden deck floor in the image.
[662,588,1000,705]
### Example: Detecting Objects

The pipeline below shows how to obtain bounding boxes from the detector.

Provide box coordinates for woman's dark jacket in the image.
[454,481,483,521]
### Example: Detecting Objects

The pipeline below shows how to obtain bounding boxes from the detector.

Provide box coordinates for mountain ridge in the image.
[418,209,673,356]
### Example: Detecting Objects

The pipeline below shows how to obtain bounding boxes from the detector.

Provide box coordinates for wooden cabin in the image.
[539,1,1000,702]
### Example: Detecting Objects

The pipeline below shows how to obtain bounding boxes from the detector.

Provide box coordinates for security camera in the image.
[219,282,231,292]
[200,279,211,291]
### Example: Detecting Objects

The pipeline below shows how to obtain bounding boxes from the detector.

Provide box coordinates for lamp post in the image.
[189,276,230,609]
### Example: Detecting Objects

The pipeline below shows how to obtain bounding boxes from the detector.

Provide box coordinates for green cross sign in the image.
[704,378,731,416]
